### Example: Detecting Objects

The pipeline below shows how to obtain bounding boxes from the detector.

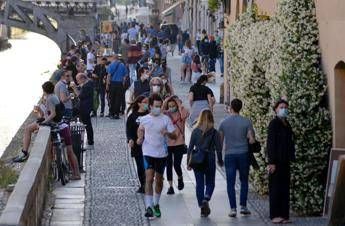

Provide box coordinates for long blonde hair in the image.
[195,109,214,134]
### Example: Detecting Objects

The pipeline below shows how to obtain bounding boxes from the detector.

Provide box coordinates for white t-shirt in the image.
[128,27,138,41]
[86,52,95,71]
[121,32,128,41]
[140,114,175,158]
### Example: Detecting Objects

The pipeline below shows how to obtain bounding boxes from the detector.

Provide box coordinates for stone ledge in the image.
[0,126,51,226]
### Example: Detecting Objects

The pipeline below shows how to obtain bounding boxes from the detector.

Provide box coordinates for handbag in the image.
[188,130,215,169]
[249,140,261,153]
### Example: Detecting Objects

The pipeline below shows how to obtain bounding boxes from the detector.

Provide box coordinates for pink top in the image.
[191,62,201,72]
[164,106,189,147]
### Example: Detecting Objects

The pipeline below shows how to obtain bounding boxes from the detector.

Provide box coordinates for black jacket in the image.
[79,80,94,113]
[267,117,296,164]
[126,111,148,157]
[188,128,223,162]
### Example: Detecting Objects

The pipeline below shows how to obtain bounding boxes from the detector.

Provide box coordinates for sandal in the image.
[272,217,284,224]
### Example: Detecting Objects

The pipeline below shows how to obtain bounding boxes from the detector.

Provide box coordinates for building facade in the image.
[223,0,345,149]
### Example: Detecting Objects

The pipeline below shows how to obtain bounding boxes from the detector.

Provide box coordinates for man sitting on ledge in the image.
[13,81,80,180]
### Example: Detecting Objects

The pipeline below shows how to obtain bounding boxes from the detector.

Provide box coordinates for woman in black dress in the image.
[126,95,149,193]
[267,99,296,224]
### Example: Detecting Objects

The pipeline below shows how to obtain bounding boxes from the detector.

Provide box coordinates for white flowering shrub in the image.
[226,0,332,214]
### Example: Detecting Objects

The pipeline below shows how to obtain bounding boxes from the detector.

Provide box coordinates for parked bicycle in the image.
[41,122,70,186]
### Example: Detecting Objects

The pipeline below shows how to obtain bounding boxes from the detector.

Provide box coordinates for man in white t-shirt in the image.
[137,94,177,219]
[128,24,138,41]
[86,45,95,77]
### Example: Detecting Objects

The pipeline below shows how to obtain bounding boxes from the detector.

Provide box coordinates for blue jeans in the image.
[209,58,216,72]
[193,152,216,207]
[129,64,137,84]
[224,153,250,209]
[218,53,224,74]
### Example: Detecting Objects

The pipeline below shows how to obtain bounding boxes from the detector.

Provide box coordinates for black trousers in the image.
[166,145,184,181]
[109,82,124,116]
[269,163,290,219]
[80,109,94,145]
[134,153,145,187]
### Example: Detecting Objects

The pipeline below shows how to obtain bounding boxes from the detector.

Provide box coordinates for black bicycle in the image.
[41,122,70,185]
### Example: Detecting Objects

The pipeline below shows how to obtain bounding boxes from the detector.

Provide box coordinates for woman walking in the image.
[126,95,150,193]
[163,96,189,195]
[267,99,295,224]
[181,40,194,83]
[188,75,215,126]
[191,54,202,83]
[187,109,223,217]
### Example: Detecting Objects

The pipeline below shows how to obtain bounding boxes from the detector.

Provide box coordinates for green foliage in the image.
[0,161,18,188]
[208,0,220,12]
[226,0,332,215]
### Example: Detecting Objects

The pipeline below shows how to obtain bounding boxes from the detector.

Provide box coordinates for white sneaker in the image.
[228,209,237,218]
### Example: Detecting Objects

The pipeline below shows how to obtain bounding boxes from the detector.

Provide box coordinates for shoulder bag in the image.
[188,130,215,170]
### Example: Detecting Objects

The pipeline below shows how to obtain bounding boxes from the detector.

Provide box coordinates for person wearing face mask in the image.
[126,95,150,193]
[137,94,177,219]
[163,96,189,195]
[267,99,296,224]
[160,75,174,99]
[148,58,164,78]
[149,77,164,98]
[130,67,151,101]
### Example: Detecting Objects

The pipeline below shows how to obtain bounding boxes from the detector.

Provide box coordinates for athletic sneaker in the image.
[177,178,184,190]
[228,208,237,218]
[153,204,161,218]
[145,207,154,218]
[240,206,251,215]
[12,150,29,163]
[202,200,211,217]
[167,186,175,195]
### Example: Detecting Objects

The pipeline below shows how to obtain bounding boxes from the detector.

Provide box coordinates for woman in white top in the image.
[180,40,195,83]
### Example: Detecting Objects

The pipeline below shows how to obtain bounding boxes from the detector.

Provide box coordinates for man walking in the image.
[218,99,255,217]
[127,40,143,84]
[92,57,108,117]
[106,54,128,119]
[137,94,177,218]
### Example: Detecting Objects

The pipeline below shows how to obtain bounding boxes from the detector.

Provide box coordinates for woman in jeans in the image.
[163,96,189,195]
[126,95,149,193]
[187,109,223,217]
[267,99,295,224]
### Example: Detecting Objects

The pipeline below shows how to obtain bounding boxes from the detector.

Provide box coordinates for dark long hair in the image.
[126,95,147,115]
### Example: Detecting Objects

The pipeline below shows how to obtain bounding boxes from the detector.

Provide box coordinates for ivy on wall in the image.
[226,0,332,214]
[208,0,221,12]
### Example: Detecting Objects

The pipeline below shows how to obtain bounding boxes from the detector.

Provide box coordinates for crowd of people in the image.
[13,20,296,225]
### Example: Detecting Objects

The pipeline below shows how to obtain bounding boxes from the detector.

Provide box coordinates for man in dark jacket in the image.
[72,73,94,149]
[92,57,108,117]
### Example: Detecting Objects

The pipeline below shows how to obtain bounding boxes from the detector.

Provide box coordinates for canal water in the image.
[0,32,60,157]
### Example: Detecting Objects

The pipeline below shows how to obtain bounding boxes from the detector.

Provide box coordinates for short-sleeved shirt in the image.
[86,52,95,71]
[218,115,254,155]
[140,114,175,158]
[128,28,138,40]
[107,61,128,82]
[46,94,60,113]
[189,84,214,101]
[54,81,73,109]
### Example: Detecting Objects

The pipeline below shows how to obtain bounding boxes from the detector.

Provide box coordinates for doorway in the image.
[334,61,345,148]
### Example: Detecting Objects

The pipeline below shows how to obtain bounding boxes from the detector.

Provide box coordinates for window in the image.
[224,0,231,15]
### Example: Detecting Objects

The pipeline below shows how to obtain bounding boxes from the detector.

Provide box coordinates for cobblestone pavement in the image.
[83,51,328,226]
[84,117,148,226]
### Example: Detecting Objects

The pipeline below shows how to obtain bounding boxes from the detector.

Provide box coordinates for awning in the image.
[161,0,184,17]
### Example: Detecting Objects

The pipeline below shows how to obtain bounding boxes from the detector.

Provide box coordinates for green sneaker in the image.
[153,204,161,218]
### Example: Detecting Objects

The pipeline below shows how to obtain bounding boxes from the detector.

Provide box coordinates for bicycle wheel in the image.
[56,145,67,186]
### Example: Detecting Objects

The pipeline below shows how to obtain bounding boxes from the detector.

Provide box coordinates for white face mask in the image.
[152,85,161,93]
[142,74,149,80]
[162,79,167,84]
